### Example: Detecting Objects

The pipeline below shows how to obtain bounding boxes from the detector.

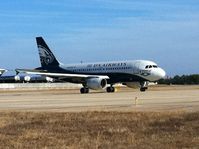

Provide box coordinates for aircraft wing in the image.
[15,69,109,82]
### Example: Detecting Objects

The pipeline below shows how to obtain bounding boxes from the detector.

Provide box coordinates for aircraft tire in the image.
[140,88,146,92]
[80,88,89,94]
[106,87,115,93]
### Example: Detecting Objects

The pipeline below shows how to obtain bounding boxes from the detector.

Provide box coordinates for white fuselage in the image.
[61,60,166,82]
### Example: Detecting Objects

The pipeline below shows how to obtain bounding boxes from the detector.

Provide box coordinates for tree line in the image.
[158,74,199,85]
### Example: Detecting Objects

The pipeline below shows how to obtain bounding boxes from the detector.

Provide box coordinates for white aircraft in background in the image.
[16,37,166,94]
[0,69,7,76]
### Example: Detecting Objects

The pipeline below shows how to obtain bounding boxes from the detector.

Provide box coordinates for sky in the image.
[0,0,199,76]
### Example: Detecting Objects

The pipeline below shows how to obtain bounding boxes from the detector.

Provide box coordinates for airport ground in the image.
[0,85,198,148]
[0,85,198,112]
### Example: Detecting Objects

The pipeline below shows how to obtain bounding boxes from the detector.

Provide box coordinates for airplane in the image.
[16,37,166,94]
[0,69,7,76]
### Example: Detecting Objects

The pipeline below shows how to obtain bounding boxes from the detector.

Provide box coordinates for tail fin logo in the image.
[38,45,55,65]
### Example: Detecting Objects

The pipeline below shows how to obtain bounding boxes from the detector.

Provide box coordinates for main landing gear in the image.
[106,86,115,93]
[80,87,89,94]
[80,85,116,94]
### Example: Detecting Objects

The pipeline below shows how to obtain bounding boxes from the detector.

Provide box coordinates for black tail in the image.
[36,37,60,68]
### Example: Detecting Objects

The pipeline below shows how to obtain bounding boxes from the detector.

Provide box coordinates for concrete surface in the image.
[0,85,198,112]
[0,83,81,90]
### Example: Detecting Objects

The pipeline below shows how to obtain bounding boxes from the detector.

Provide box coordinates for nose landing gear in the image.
[140,87,148,92]
[140,81,148,92]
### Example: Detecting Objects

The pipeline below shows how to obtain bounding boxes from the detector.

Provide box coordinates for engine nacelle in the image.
[14,75,21,82]
[24,76,31,82]
[123,82,141,88]
[46,77,54,82]
[87,78,107,90]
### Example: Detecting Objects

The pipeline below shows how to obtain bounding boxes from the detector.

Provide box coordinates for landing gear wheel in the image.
[80,88,89,94]
[140,87,147,92]
[140,81,148,92]
[106,86,115,93]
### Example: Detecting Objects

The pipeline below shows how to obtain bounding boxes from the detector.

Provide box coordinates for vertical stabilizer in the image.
[36,37,60,68]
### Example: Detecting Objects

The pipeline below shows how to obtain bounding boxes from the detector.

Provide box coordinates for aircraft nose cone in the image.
[158,68,166,79]
[145,68,166,82]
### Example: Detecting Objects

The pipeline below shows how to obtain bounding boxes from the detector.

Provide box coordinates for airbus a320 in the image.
[16,37,166,94]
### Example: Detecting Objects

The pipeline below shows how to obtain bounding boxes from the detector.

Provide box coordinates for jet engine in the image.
[87,78,107,90]
[24,76,31,82]
[14,75,21,82]
[45,77,54,83]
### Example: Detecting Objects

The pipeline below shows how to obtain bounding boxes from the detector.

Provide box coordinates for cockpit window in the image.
[153,65,158,68]
[145,65,158,69]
